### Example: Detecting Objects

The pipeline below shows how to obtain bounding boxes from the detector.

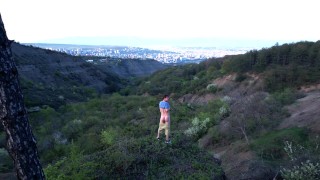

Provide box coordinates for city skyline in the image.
[26,43,248,64]
[1,0,319,47]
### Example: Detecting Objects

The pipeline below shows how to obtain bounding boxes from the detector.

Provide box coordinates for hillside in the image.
[11,43,167,108]
[128,40,320,179]
[1,41,320,179]
[95,58,168,78]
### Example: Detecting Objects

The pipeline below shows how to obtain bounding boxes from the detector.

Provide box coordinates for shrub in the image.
[91,135,224,179]
[235,73,247,82]
[250,128,308,160]
[271,88,303,106]
[281,160,320,180]
[206,83,219,93]
[101,128,117,146]
[184,116,211,139]
[280,136,320,179]
[44,143,96,180]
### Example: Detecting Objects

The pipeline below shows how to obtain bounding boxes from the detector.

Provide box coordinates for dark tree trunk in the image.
[0,14,45,179]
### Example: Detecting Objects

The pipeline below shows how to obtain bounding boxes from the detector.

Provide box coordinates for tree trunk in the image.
[0,14,45,179]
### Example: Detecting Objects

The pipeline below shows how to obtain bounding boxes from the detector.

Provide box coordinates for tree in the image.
[228,92,271,145]
[0,14,45,179]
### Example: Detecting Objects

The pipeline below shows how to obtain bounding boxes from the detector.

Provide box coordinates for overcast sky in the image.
[0,0,319,45]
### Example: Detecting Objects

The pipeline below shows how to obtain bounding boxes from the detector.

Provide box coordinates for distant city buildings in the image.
[29,44,248,64]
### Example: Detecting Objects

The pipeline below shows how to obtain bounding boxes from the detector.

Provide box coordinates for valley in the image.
[1,40,320,179]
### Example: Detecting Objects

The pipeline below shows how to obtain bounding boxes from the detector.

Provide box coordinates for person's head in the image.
[163,94,169,101]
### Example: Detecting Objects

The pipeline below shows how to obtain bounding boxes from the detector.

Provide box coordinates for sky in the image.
[0,0,319,47]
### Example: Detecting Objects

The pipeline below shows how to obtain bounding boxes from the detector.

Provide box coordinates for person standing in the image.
[157,95,171,144]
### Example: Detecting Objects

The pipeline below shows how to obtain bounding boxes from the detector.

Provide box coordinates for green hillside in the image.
[132,41,320,96]
[1,41,320,179]
[12,42,126,109]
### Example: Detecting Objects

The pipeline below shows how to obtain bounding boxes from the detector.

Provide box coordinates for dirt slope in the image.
[279,90,320,133]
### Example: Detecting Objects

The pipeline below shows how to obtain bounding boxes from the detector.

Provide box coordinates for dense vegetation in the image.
[16,95,225,179]
[131,41,320,98]
[1,41,320,179]
[222,41,320,91]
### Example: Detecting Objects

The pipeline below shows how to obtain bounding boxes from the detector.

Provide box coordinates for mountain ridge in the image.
[12,42,168,108]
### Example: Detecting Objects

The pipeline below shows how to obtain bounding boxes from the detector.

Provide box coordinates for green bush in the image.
[250,128,308,160]
[281,160,320,180]
[44,143,96,180]
[271,88,303,106]
[184,116,211,139]
[280,137,320,179]
[91,135,224,179]
[206,83,219,93]
[101,128,118,146]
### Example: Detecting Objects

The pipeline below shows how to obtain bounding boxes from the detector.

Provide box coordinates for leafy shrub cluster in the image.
[280,136,320,180]
[44,143,96,180]
[250,127,308,160]
[281,160,320,180]
[184,116,211,138]
[184,99,230,140]
[271,88,304,106]
[45,135,224,179]
[20,76,98,109]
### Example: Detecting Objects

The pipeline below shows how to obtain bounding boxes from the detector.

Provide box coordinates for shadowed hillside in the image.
[11,42,168,109]
[95,58,168,78]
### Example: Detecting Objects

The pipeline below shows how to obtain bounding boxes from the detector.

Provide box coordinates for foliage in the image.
[185,99,230,140]
[90,135,224,179]
[20,77,98,109]
[131,59,224,97]
[10,40,320,178]
[281,160,320,180]
[250,128,308,160]
[221,41,320,92]
[271,88,303,106]
[280,137,320,180]
[44,143,96,180]
[226,92,285,144]
[26,93,228,179]
[184,116,211,138]
[101,128,117,146]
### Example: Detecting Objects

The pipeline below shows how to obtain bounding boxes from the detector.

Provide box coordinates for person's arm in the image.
[165,102,170,112]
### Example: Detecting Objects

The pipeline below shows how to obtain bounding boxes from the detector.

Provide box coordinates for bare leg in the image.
[157,116,165,139]
[165,116,170,141]
[157,126,161,139]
